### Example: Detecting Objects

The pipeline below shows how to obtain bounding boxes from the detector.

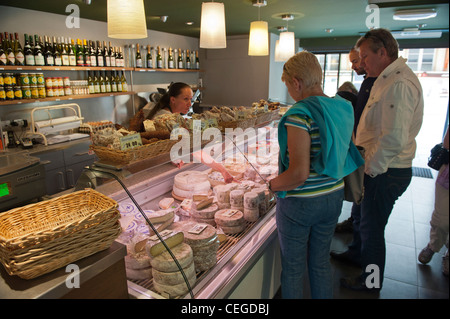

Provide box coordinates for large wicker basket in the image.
[219,117,257,131]
[255,112,273,125]
[0,189,121,279]
[90,138,178,165]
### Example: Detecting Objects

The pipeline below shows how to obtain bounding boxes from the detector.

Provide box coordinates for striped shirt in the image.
[284,114,344,197]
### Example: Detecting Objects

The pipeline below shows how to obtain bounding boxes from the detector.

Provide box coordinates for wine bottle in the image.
[14,33,25,66]
[146,45,153,68]
[168,47,174,69]
[87,71,95,94]
[110,71,117,92]
[115,71,122,92]
[89,40,97,67]
[34,35,45,66]
[0,34,6,66]
[83,39,90,67]
[24,34,35,66]
[93,71,100,94]
[177,48,183,69]
[43,36,54,66]
[120,71,127,92]
[104,71,111,93]
[5,33,15,65]
[53,36,62,66]
[186,49,191,69]
[97,41,104,67]
[68,38,77,66]
[109,42,115,67]
[76,39,84,66]
[117,47,123,67]
[103,41,110,67]
[61,37,69,66]
[195,50,200,70]
[99,71,106,93]
[135,43,143,68]
[156,46,162,69]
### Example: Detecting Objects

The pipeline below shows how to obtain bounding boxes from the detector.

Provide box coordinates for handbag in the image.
[344,145,365,204]
[427,143,449,171]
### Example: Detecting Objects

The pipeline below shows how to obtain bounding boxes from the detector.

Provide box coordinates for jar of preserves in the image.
[13,86,22,99]
[19,73,30,86]
[30,85,39,99]
[22,86,31,99]
[36,73,45,86]
[3,73,13,86]
[0,86,6,100]
[37,85,46,98]
[29,73,37,85]
[5,86,14,100]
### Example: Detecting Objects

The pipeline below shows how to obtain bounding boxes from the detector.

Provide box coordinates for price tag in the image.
[119,133,143,150]
[188,224,207,235]
[206,118,218,129]
[236,110,246,120]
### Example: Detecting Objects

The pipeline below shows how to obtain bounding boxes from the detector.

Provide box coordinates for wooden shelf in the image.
[0,65,133,72]
[133,68,203,72]
[0,91,135,106]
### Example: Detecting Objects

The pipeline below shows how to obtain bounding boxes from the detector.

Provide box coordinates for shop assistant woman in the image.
[268,51,363,299]
[145,82,193,119]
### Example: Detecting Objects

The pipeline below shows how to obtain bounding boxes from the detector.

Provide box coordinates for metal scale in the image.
[0,151,46,212]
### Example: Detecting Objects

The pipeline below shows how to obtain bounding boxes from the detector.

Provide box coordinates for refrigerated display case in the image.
[86,124,282,299]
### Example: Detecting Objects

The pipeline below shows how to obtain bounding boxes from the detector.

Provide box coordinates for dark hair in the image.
[356,28,398,60]
[146,82,191,119]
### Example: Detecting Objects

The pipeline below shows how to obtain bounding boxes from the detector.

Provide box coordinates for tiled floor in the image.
[274,173,449,299]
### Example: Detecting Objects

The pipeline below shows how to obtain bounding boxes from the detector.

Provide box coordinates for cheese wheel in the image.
[174,170,210,191]
[173,184,211,199]
[126,267,153,281]
[146,230,184,257]
[244,192,259,209]
[194,253,217,272]
[191,217,216,227]
[215,209,245,227]
[215,185,230,203]
[191,203,219,219]
[150,242,194,272]
[152,261,196,286]
[219,223,247,235]
[182,223,217,248]
[192,239,219,255]
[125,251,151,270]
[229,190,244,207]
[217,202,231,210]
[244,207,259,222]
[153,272,197,298]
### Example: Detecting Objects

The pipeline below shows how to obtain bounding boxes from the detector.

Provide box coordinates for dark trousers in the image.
[348,168,412,286]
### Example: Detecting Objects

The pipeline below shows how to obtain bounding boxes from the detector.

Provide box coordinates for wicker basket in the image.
[255,112,273,125]
[90,138,178,165]
[219,117,257,131]
[0,189,121,279]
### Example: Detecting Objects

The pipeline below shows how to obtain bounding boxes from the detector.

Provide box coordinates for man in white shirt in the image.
[340,28,424,292]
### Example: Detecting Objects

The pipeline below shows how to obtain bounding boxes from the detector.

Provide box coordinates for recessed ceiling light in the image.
[393,9,437,21]
[325,28,334,33]
[186,21,194,25]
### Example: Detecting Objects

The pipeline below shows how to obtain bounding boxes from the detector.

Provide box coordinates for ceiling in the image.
[1,0,449,40]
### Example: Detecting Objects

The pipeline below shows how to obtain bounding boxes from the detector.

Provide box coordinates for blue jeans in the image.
[349,168,412,286]
[276,189,344,299]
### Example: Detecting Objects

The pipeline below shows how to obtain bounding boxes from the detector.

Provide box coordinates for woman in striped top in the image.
[268,51,362,299]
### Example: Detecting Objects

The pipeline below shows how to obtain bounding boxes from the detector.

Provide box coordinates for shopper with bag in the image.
[418,127,449,276]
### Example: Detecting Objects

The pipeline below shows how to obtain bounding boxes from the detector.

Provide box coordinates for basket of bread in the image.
[0,189,121,279]
[190,106,256,132]
[89,111,187,165]
[252,99,281,124]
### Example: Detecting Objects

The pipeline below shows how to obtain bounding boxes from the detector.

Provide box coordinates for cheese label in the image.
[188,223,207,235]
[223,209,239,217]
[119,133,143,150]
[149,229,173,241]
[235,110,246,120]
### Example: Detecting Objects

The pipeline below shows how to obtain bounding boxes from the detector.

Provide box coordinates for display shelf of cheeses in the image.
[92,126,281,299]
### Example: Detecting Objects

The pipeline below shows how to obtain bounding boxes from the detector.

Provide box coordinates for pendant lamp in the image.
[107,0,148,39]
[248,0,268,56]
[275,14,295,61]
[200,2,227,49]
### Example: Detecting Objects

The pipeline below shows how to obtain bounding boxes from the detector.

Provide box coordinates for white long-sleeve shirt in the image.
[355,57,424,177]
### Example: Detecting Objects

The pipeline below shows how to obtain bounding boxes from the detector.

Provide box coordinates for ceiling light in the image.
[275,13,295,61]
[186,21,194,26]
[248,0,269,56]
[393,8,437,21]
[107,0,147,39]
[160,16,168,23]
[325,28,334,33]
[200,2,227,49]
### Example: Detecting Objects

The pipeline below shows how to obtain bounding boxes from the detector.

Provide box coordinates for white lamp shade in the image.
[200,2,227,49]
[276,32,295,61]
[107,0,148,39]
[248,21,269,56]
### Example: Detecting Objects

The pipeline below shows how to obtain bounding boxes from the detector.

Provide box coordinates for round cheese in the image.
[182,223,217,248]
[194,252,217,272]
[153,272,197,298]
[244,192,259,209]
[215,209,245,227]
[190,203,219,219]
[174,170,210,191]
[125,251,151,269]
[215,185,230,204]
[152,261,196,286]
[244,207,259,222]
[126,266,153,281]
[150,243,194,272]
[191,217,216,227]
[229,190,244,207]
[219,223,247,235]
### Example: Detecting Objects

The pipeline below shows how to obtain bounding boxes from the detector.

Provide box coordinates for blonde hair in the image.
[338,81,358,95]
[282,51,323,89]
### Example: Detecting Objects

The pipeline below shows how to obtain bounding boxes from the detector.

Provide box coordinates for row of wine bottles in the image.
[0,31,125,68]
[133,44,200,70]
